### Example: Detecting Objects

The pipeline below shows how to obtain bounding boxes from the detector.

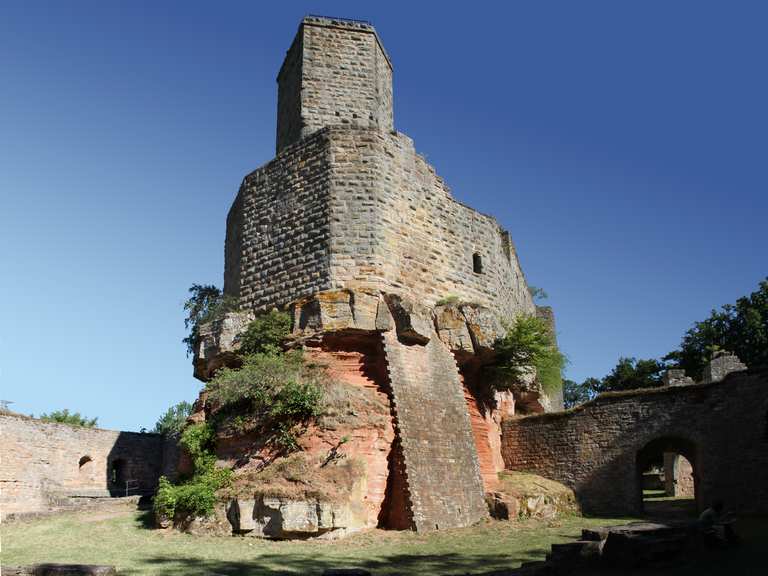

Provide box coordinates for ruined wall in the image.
[276,16,393,153]
[500,371,768,516]
[327,128,534,320]
[663,453,694,498]
[0,415,166,518]
[224,129,334,310]
[382,329,488,530]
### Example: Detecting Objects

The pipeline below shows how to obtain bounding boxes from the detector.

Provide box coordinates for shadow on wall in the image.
[106,432,165,497]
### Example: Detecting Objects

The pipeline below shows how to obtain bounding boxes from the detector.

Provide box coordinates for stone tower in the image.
[276,16,393,152]
[201,16,562,536]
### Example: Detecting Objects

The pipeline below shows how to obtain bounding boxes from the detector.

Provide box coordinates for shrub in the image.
[153,422,232,521]
[152,401,193,436]
[39,409,97,428]
[435,295,460,306]
[239,310,292,355]
[206,352,325,452]
[491,315,565,396]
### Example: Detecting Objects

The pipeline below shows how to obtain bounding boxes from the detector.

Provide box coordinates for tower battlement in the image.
[276,15,394,152]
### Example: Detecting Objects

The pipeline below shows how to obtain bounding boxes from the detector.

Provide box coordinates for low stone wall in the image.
[501,371,768,516]
[0,415,170,518]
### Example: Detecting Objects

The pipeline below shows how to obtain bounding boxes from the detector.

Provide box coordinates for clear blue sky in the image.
[1,1,766,431]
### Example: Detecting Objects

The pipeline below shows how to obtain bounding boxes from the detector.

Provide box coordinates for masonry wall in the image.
[327,128,534,320]
[382,329,488,530]
[224,129,334,310]
[276,17,393,153]
[0,415,166,518]
[500,371,768,516]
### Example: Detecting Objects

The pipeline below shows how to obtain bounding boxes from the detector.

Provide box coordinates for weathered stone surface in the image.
[662,368,694,387]
[291,290,381,336]
[701,350,747,384]
[383,294,431,345]
[460,304,505,353]
[433,304,474,353]
[194,311,254,381]
[227,496,365,539]
[486,491,520,520]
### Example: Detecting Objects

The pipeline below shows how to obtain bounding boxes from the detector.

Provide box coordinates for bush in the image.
[39,409,97,428]
[152,401,193,436]
[239,310,292,355]
[435,295,460,306]
[206,352,325,452]
[491,315,565,396]
[153,422,232,521]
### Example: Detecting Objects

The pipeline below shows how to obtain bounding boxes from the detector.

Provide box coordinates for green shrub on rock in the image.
[206,352,324,452]
[491,315,565,396]
[153,422,232,521]
[238,309,292,355]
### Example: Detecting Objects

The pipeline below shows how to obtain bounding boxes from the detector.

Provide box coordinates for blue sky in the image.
[1,1,766,431]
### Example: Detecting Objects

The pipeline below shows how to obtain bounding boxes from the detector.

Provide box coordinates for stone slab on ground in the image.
[2,565,117,576]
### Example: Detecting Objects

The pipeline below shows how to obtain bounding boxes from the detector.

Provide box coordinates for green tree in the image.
[182,284,239,356]
[39,409,97,427]
[152,401,193,436]
[562,378,596,408]
[665,278,768,380]
[597,357,666,392]
[491,315,565,396]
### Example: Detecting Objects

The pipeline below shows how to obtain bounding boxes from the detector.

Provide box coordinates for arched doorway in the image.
[78,455,93,485]
[636,437,698,519]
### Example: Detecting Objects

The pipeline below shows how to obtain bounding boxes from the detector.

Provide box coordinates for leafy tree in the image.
[239,310,292,355]
[597,357,666,393]
[491,315,565,396]
[39,409,97,427]
[563,378,595,408]
[665,278,768,380]
[153,401,193,436]
[182,284,239,356]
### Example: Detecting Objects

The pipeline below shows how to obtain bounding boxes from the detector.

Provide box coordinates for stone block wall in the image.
[227,126,535,322]
[382,329,488,530]
[276,16,393,153]
[328,128,534,320]
[224,129,334,309]
[500,371,768,516]
[0,415,167,518]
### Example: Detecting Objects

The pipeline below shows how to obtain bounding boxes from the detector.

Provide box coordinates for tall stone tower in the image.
[276,16,393,152]
[201,16,562,536]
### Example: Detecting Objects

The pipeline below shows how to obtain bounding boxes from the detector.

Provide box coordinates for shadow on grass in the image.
[118,548,552,576]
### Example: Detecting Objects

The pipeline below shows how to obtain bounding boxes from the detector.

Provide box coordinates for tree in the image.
[39,409,97,427]
[665,278,768,380]
[491,315,565,396]
[563,378,596,408]
[597,357,666,393]
[182,284,239,356]
[153,401,193,436]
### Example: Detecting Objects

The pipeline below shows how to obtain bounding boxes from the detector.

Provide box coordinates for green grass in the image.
[1,508,633,576]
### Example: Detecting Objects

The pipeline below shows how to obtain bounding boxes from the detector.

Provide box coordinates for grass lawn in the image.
[3,506,766,575]
[1,506,634,576]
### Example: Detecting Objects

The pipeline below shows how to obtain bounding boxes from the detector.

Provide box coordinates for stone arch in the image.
[636,436,699,513]
[78,455,93,484]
